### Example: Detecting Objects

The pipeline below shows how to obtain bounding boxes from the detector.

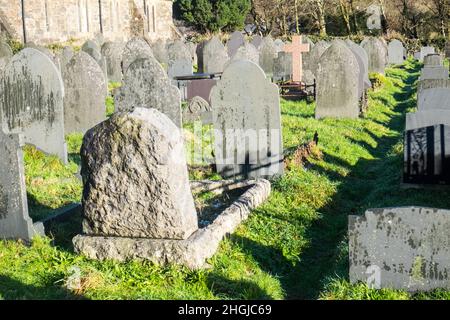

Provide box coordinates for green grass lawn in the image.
[2,58,450,300]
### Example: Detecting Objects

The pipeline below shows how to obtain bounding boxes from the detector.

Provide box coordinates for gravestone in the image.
[423,54,443,67]
[115,57,182,127]
[186,42,197,66]
[418,87,450,110]
[228,42,259,65]
[227,31,245,58]
[283,35,310,82]
[416,47,435,62]
[25,42,61,70]
[58,46,75,69]
[62,52,107,134]
[349,207,450,291]
[0,48,67,163]
[101,41,124,82]
[167,40,193,78]
[315,40,360,119]
[251,35,263,49]
[388,39,405,65]
[183,96,212,123]
[0,130,44,241]
[151,40,169,66]
[259,36,277,76]
[361,37,387,74]
[274,39,284,53]
[0,41,12,70]
[76,108,198,240]
[418,79,450,98]
[303,40,331,77]
[121,38,154,74]
[406,110,450,130]
[202,36,229,74]
[419,67,449,81]
[81,40,107,79]
[211,60,284,178]
[273,52,292,82]
[346,40,371,91]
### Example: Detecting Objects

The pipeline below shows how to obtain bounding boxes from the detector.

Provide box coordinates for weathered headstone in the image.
[186,41,197,66]
[259,36,277,76]
[423,54,443,67]
[0,130,44,241]
[227,31,245,57]
[0,41,12,70]
[315,41,360,119]
[25,42,61,70]
[273,52,292,82]
[183,96,212,123]
[361,37,387,74]
[101,41,124,82]
[81,40,107,79]
[283,35,310,82]
[151,40,169,66]
[303,40,331,78]
[202,36,229,74]
[350,206,450,291]
[419,66,449,81]
[58,46,75,69]
[121,38,154,74]
[251,35,263,49]
[346,40,371,90]
[228,42,259,65]
[76,108,198,240]
[388,39,405,65]
[0,48,67,163]
[115,57,182,127]
[418,87,450,110]
[167,40,193,78]
[62,52,107,134]
[211,60,284,178]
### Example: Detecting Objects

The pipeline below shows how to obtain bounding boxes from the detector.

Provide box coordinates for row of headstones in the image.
[349,49,450,293]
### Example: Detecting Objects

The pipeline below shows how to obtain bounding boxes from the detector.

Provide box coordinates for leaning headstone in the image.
[361,37,387,74]
[115,57,182,127]
[167,40,193,78]
[251,35,263,49]
[315,40,360,119]
[211,60,284,179]
[121,38,154,74]
[62,52,107,134]
[0,130,44,241]
[388,39,405,65]
[0,41,12,70]
[75,108,198,240]
[81,40,107,79]
[259,36,277,76]
[227,31,245,57]
[0,48,67,163]
[101,41,124,82]
[349,206,450,291]
[202,36,229,74]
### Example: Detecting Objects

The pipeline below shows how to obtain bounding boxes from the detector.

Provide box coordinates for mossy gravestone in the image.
[121,38,154,74]
[115,57,182,127]
[62,51,107,134]
[315,41,360,119]
[211,60,284,179]
[0,48,67,163]
[0,130,44,241]
[349,207,450,291]
[76,108,198,240]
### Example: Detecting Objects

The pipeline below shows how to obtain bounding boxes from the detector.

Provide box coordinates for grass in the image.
[2,58,450,300]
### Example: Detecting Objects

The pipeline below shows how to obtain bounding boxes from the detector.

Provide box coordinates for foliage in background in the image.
[175,0,251,33]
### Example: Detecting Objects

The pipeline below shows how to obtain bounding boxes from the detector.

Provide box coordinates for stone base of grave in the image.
[73,179,271,269]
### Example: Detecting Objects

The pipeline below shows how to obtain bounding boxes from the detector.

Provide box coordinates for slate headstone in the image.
[0,48,67,163]
[101,41,124,82]
[350,207,450,291]
[211,60,284,179]
[78,108,198,240]
[62,52,107,134]
[0,130,44,241]
[315,41,360,119]
[115,57,182,127]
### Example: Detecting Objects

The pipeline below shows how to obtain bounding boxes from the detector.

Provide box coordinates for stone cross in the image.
[283,35,310,82]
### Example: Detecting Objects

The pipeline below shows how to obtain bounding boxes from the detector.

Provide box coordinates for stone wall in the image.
[0,0,175,44]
